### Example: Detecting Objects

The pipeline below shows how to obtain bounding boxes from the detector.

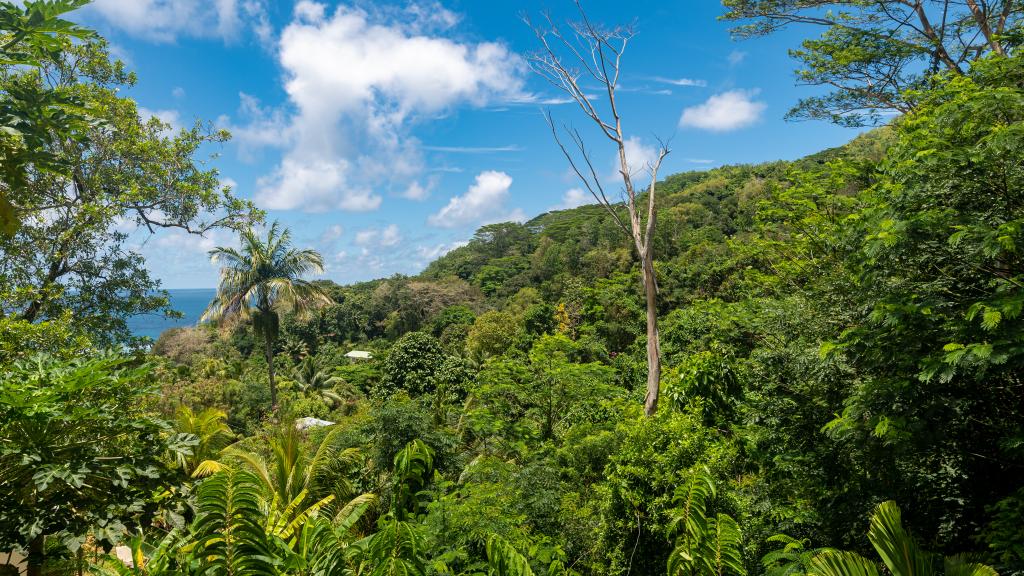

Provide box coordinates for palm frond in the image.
[334,493,377,535]
[191,458,230,479]
[867,501,936,576]
[809,551,881,576]
[943,555,999,576]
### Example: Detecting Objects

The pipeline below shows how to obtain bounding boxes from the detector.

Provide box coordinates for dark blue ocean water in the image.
[127,288,216,340]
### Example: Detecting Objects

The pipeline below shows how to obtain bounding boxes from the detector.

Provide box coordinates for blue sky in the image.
[77,0,863,288]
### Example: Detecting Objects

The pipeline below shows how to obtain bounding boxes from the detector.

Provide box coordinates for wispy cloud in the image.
[507,93,576,105]
[424,144,523,154]
[87,0,271,44]
[651,76,707,88]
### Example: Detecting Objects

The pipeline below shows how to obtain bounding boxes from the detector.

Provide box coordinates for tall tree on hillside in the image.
[525,3,670,416]
[721,0,1023,126]
[0,36,256,346]
[202,222,331,410]
[0,0,95,238]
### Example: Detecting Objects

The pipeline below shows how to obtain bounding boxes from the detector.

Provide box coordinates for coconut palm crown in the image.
[202,222,332,410]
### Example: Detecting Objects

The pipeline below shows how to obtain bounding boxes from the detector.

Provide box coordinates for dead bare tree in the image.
[525,2,670,416]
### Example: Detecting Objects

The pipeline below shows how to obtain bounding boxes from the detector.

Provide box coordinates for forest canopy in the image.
[1,1,1023,576]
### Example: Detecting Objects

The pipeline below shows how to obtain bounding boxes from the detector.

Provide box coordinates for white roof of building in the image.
[295,417,335,431]
[344,350,373,359]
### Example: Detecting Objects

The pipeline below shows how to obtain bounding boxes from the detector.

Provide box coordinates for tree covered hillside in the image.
[2,2,1023,576]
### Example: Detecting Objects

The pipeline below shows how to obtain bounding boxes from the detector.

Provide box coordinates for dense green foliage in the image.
[1,3,1023,576]
[0,355,189,568]
[721,0,1023,126]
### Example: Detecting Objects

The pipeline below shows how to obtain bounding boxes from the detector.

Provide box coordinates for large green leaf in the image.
[809,551,881,576]
[867,501,935,576]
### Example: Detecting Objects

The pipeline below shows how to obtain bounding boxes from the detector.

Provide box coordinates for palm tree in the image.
[289,356,349,410]
[202,222,331,410]
[193,424,371,547]
[173,405,234,477]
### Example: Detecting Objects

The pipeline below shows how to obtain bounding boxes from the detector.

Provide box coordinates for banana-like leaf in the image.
[944,554,999,576]
[867,501,935,576]
[809,551,881,576]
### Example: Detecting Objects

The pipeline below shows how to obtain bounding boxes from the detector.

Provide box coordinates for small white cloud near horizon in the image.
[610,136,659,181]
[319,224,344,244]
[428,170,523,228]
[417,240,468,261]
[355,224,402,248]
[553,188,594,210]
[401,176,441,201]
[152,227,237,257]
[679,89,766,132]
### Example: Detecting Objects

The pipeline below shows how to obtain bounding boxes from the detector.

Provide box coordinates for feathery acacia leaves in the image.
[486,535,537,576]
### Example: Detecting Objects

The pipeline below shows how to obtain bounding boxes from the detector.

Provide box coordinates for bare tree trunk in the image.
[264,333,277,411]
[527,5,670,416]
[26,535,43,576]
[641,254,660,416]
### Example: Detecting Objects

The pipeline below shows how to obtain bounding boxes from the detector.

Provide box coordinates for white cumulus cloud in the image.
[428,170,523,228]
[238,2,526,214]
[87,0,269,43]
[609,136,659,181]
[138,107,182,133]
[319,224,344,244]
[355,224,402,249]
[554,188,593,210]
[255,158,381,212]
[679,89,766,132]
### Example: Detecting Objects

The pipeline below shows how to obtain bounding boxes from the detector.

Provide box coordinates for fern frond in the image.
[189,469,278,575]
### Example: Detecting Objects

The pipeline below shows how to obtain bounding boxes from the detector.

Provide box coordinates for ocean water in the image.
[127,288,217,340]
